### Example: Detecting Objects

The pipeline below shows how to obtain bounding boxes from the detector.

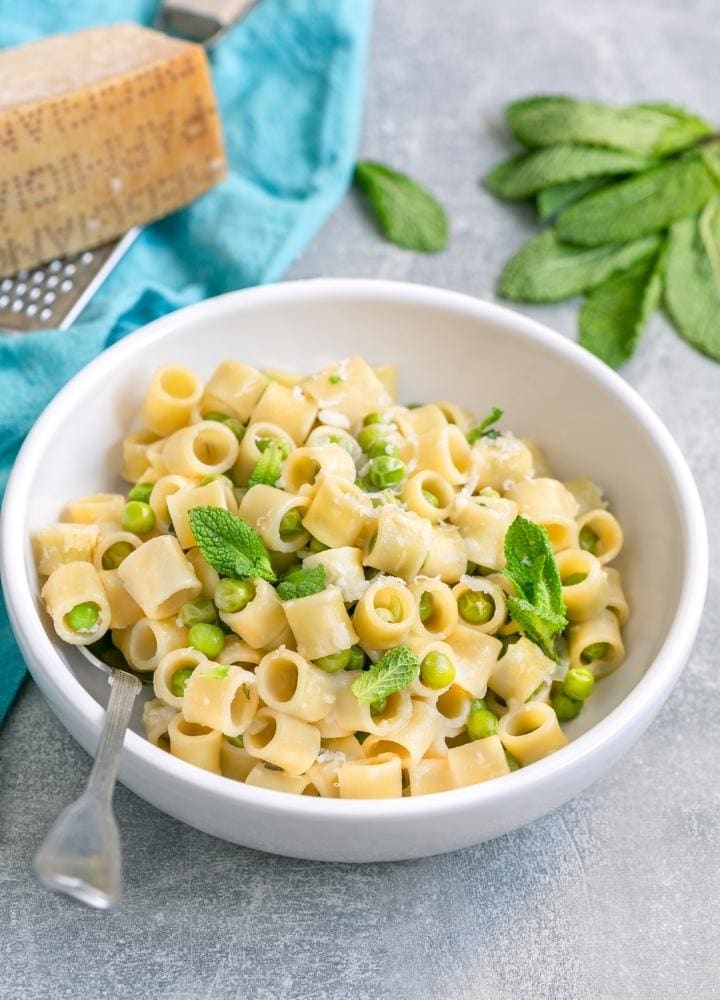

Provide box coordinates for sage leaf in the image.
[485,145,652,200]
[506,96,712,156]
[536,178,607,220]
[354,161,448,252]
[579,252,663,367]
[665,205,720,360]
[499,229,660,302]
[555,150,720,246]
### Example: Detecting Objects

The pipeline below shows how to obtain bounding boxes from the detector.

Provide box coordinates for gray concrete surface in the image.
[2,2,719,998]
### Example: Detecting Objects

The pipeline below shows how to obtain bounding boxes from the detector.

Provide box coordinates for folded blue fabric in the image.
[0,0,371,722]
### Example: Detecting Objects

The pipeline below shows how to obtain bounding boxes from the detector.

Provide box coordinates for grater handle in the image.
[157,0,260,47]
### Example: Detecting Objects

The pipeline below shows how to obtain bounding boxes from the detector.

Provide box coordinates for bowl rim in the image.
[1,277,708,822]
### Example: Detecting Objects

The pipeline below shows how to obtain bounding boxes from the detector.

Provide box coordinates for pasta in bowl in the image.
[33,353,630,800]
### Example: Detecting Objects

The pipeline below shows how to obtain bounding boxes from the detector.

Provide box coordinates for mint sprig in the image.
[351,646,420,704]
[248,440,285,488]
[277,565,327,601]
[187,507,275,582]
[354,161,448,253]
[503,516,567,662]
[466,406,503,444]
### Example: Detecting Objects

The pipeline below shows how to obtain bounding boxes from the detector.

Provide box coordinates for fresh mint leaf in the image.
[555,150,720,247]
[248,440,285,488]
[485,145,652,200]
[187,507,275,582]
[579,252,663,367]
[503,516,567,661]
[505,96,712,156]
[199,665,230,680]
[536,178,608,221]
[351,646,420,704]
[277,565,327,601]
[354,161,448,253]
[467,406,504,444]
[665,205,720,360]
[499,230,660,303]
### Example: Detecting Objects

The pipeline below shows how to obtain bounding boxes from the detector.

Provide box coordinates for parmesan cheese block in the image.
[0,23,226,275]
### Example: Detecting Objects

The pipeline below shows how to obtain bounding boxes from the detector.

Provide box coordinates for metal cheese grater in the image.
[0,0,257,335]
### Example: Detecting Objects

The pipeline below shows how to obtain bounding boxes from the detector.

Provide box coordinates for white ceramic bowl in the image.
[1,279,707,862]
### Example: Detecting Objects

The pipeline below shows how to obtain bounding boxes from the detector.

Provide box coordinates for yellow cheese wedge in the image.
[0,23,226,275]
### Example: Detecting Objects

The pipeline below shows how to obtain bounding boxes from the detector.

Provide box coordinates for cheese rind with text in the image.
[0,23,226,275]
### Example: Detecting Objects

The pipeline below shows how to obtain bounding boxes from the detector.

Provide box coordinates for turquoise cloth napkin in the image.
[0,0,371,721]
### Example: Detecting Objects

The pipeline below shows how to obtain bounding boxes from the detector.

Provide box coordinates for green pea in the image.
[224,418,245,442]
[122,500,155,535]
[170,667,195,698]
[418,591,434,623]
[420,652,455,689]
[258,436,290,458]
[552,688,583,721]
[563,667,596,701]
[357,424,391,454]
[279,508,304,539]
[457,590,495,625]
[563,572,588,587]
[200,473,234,488]
[421,489,440,508]
[179,597,217,628]
[214,578,255,614]
[581,642,609,664]
[101,540,135,570]
[363,411,394,426]
[64,601,100,633]
[579,526,599,554]
[315,648,352,673]
[368,455,406,489]
[504,749,520,772]
[467,702,499,740]
[127,482,153,503]
[367,437,400,460]
[188,623,225,659]
[309,536,329,553]
[204,410,230,422]
[347,645,366,671]
[370,697,388,715]
[226,735,244,748]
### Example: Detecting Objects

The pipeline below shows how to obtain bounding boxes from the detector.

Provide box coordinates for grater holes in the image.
[40,307,52,321]
[60,279,73,293]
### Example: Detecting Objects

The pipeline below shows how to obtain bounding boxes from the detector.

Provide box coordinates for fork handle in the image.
[87,669,142,802]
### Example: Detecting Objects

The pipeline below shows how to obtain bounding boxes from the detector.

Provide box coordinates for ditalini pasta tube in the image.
[434,684,473,736]
[362,699,440,765]
[118,535,201,620]
[409,578,458,641]
[249,380,317,444]
[337,752,403,799]
[402,470,455,523]
[201,360,268,422]
[504,478,579,552]
[92,524,142,573]
[282,445,356,496]
[168,478,235,549]
[256,648,338,722]
[447,735,510,787]
[244,708,320,776]
[99,569,144,630]
[302,356,391,424]
[394,403,446,438]
[217,637,263,670]
[162,420,239,478]
[185,547,221,600]
[317,671,412,739]
[183,663,258,738]
[407,757,454,796]
[416,425,472,485]
[303,547,367,603]
[499,702,568,765]
[435,400,475,433]
[41,561,111,645]
[149,475,195,535]
[140,365,204,436]
[121,430,160,484]
[115,616,188,673]
[452,575,507,635]
[142,698,178,750]
[421,525,467,584]
[65,493,126,525]
[220,739,257,782]
[302,475,375,549]
[450,495,517,570]
[32,523,99,576]
[233,421,295,485]
[444,625,502,698]
[219,578,292,651]
[605,568,630,626]
[363,507,432,582]
[556,548,609,622]
[577,509,624,565]
[239,485,310,553]
[567,609,625,678]
[168,715,222,775]
[245,764,317,795]
[283,587,358,662]
[353,576,416,650]
[470,435,534,491]
[153,647,208,709]
[488,637,556,703]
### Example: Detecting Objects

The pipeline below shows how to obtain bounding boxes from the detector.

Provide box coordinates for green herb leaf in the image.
[579,252,663,367]
[505,96,712,156]
[351,646,420,704]
[503,516,567,661]
[499,229,660,302]
[467,406,504,444]
[187,507,275,582]
[199,665,230,680]
[665,204,720,360]
[354,161,448,252]
[276,565,327,601]
[555,150,720,247]
[485,145,652,200]
[536,178,608,221]
[248,440,285,488]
